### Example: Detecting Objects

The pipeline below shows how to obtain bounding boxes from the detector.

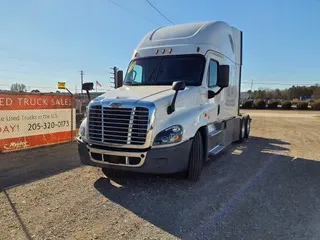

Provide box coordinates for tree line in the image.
[0,83,60,94]
[3,83,320,100]
[247,85,320,100]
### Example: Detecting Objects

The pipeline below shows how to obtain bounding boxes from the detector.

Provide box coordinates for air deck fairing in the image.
[133,21,241,64]
[130,21,242,118]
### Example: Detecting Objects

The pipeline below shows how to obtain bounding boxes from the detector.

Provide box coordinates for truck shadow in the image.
[94,136,320,239]
[0,142,81,191]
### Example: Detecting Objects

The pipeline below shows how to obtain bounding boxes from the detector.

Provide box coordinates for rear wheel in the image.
[187,131,203,181]
[244,116,251,138]
[238,118,245,142]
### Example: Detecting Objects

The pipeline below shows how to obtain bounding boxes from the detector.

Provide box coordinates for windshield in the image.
[124,55,205,86]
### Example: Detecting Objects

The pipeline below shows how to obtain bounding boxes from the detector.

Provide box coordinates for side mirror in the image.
[172,81,186,91]
[168,81,186,114]
[208,90,215,99]
[82,82,94,101]
[116,70,124,88]
[217,65,230,88]
[82,82,94,91]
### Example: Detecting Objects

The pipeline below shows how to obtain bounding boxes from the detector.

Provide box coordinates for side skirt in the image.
[206,116,242,158]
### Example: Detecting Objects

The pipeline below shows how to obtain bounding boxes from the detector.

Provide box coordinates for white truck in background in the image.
[77,20,251,181]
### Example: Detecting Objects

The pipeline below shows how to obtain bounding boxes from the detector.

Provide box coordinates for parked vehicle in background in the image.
[77,20,251,180]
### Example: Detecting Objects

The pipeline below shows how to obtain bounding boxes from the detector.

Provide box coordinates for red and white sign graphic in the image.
[0,94,76,152]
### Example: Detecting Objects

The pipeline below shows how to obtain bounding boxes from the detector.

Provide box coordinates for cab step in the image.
[208,144,225,156]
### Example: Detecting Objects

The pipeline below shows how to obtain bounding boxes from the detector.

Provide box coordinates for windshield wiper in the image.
[146,60,162,84]
[125,80,141,85]
[146,68,158,84]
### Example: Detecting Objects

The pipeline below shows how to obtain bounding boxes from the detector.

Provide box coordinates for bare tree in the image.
[312,87,320,100]
[10,83,27,92]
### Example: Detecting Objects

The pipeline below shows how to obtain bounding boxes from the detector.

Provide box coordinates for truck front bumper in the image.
[77,139,192,174]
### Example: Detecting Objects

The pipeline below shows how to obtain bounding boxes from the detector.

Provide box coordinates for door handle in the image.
[217,104,220,115]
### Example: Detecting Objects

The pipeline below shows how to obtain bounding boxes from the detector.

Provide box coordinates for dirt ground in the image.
[1,110,320,240]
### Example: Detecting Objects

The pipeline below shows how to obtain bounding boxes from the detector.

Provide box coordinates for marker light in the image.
[169,48,172,53]
[162,49,165,54]
[155,49,159,54]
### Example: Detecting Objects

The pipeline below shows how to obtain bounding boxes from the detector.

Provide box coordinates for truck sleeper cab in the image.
[77,20,251,181]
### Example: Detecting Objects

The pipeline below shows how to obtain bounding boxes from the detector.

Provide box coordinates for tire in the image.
[244,116,251,138]
[187,131,204,181]
[238,118,245,142]
[102,168,120,178]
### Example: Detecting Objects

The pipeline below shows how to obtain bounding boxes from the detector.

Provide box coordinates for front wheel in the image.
[102,168,121,178]
[187,131,203,181]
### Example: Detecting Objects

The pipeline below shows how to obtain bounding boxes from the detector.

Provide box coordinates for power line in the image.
[242,81,319,86]
[0,68,74,77]
[145,0,174,25]
[107,0,161,26]
[0,54,73,68]
[0,50,76,65]
[0,47,63,61]
[0,51,117,78]
[0,66,108,79]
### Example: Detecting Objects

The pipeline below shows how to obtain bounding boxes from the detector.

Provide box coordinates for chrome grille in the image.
[88,105,149,146]
[88,105,102,142]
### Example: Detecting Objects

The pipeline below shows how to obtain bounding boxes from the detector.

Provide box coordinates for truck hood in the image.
[93,85,201,110]
[95,85,172,102]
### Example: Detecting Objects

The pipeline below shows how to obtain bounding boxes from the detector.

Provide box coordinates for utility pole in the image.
[113,66,118,88]
[109,66,118,88]
[80,70,84,113]
[80,70,84,94]
[250,78,253,92]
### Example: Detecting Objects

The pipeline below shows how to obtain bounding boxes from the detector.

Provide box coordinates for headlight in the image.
[78,118,87,139]
[153,125,183,146]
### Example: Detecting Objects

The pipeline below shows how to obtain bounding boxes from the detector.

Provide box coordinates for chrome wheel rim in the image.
[247,119,250,135]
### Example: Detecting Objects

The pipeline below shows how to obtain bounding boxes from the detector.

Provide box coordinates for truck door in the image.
[220,63,238,120]
[205,53,224,150]
[205,53,224,121]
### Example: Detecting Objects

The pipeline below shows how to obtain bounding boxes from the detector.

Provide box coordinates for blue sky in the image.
[0,0,319,92]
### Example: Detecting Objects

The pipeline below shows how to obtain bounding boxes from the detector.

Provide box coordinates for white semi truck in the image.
[77,20,251,180]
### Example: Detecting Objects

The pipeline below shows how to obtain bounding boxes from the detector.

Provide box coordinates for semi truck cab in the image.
[77,20,251,180]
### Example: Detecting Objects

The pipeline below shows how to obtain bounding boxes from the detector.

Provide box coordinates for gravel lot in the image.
[1,110,320,240]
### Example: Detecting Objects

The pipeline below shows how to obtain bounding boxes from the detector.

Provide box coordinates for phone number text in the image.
[28,121,70,131]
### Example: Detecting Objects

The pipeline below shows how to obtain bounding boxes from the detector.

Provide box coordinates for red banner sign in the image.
[0,93,76,152]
